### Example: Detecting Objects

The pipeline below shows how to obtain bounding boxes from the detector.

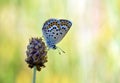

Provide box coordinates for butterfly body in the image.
[42,18,72,49]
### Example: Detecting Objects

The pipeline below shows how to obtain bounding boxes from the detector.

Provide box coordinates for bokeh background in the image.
[0,0,120,83]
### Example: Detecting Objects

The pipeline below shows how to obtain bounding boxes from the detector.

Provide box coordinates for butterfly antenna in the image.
[57,47,65,55]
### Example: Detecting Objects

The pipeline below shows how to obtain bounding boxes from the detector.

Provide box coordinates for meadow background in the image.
[0,0,120,83]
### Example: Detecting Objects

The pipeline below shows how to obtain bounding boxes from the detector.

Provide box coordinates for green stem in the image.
[32,66,36,83]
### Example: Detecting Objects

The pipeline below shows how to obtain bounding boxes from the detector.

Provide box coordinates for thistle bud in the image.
[25,37,48,71]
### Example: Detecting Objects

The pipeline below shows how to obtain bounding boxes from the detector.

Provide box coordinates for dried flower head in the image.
[25,37,48,71]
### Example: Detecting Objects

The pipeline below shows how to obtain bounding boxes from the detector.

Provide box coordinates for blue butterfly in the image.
[42,18,72,50]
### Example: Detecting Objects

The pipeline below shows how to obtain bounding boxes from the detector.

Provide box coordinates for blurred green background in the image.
[0,0,120,83]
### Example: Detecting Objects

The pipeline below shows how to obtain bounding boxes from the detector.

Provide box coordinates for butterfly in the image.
[42,18,72,50]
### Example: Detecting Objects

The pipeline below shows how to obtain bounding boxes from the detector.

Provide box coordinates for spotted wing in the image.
[42,18,61,48]
[54,19,72,44]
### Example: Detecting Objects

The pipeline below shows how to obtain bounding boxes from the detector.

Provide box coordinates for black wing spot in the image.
[54,37,56,39]
[62,27,65,29]
[62,27,67,31]
[56,33,58,35]
[51,28,53,30]
[56,29,59,31]
[60,32,62,35]
[51,35,53,37]
[52,32,55,34]
[48,29,52,32]
[53,27,56,29]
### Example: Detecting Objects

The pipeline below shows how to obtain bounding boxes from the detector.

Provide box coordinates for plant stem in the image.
[32,66,36,83]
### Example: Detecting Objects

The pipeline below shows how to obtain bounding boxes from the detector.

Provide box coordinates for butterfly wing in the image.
[42,18,72,48]
[42,19,61,48]
[54,19,72,44]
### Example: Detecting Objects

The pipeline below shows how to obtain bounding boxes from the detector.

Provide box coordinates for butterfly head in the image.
[46,40,57,49]
[51,45,57,49]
